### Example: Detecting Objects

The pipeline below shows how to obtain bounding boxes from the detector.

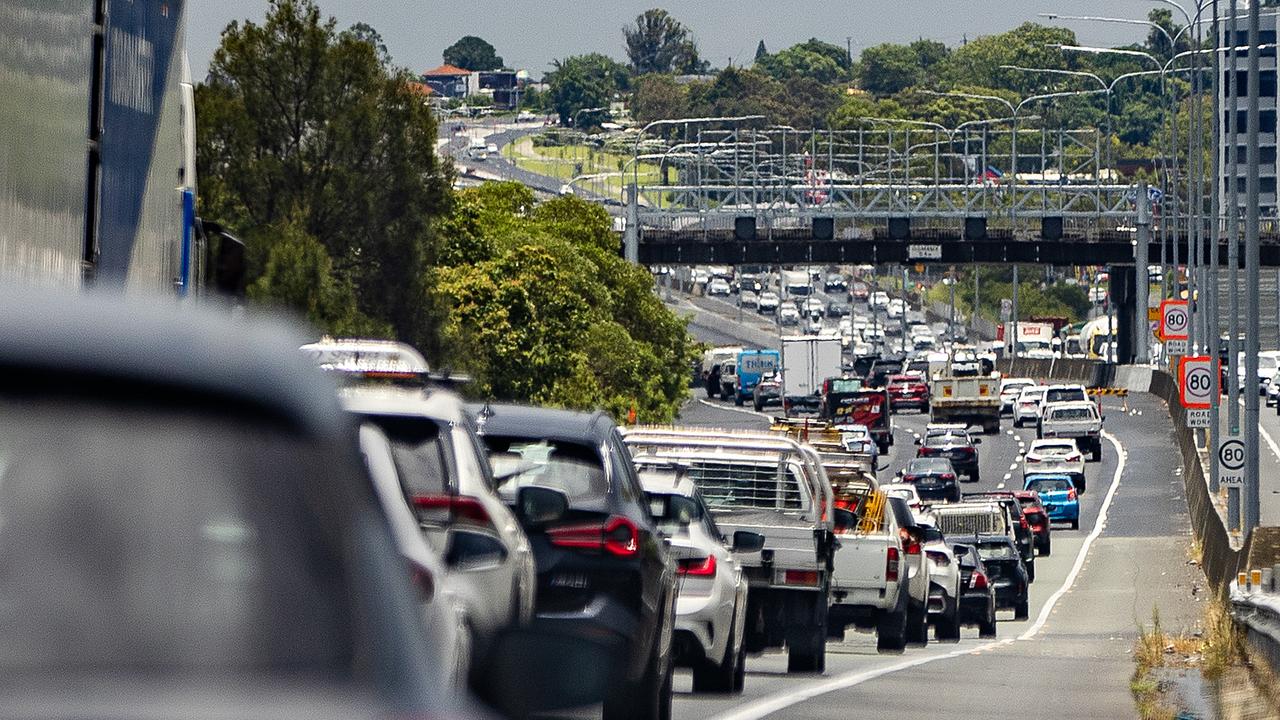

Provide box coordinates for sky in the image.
[188,1,1165,81]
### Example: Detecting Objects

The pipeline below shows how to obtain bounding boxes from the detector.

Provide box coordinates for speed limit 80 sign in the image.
[1179,355,1216,409]
[1161,299,1189,341]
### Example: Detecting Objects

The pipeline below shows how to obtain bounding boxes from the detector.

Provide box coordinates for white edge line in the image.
[1017,428,1126,640]
[695,398,774,420]
[707,430,1129,720]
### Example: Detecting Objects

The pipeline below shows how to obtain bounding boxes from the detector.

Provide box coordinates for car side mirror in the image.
[972,438,982,445]
[732,530,766,553]
[516,486,569,526]
[914,438,922,445]
[833,508,857,534]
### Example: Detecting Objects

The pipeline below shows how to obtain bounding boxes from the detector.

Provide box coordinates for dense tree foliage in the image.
[434,184,695,421]
[546,53,630,126]
[624,9,706,75]
[442,35,504,70]
[196,0,450,352]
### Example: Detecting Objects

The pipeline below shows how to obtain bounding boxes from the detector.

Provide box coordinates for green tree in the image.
[630,73,690,123]
[756,45,846,85]
[937,23,1076,94]
[623,8,704,74]
[197,0,450,350]
[442,35,503,70]
[857,43,923,95]
[546,53,629,125]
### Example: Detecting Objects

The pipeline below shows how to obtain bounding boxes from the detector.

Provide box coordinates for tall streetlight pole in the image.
[1228,0,1241,441]
[1244,0,1261,532]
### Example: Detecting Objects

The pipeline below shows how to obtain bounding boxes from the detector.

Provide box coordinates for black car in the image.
[867,356,905,388]
[900,457,960,503]
[474,405,678,720]
[826,301,851,318]
[824,273,848,293]
[917,431,981,482]
[971,535,1030,620]
[952,543,998,638]
[963,492,1036,582]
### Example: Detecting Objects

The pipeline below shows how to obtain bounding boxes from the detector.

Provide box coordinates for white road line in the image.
[706,429,1129,720]
[1008,462,1018,471]
[1017,429,1126,639]
[695,398,773,420]
[996,483,1006,489]
[1003,473,1011,481]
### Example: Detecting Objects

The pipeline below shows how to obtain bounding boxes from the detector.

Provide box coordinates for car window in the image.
[977,542,1018,560]
[1046,388,1087,403]
[484,437,608,503]
[1051,407,1097,421]
[1028,477,1074,492]
[367,414,451,497]
[0,397,357,673]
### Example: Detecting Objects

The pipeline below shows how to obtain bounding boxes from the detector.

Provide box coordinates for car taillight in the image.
[905,541,922,556]
[926,550,950,567]
[1027,457,1041,464]
[969,571,989,590]
[919,448,935,457]
[886,546,900,582]
[548,516,640,558]
[941,473,956,482]
[1020,516,1029,531]
[1067,454,1082,462]
[1068,488,1078,500]
[784,569,820,586]
[411,494,493,529]
[679,554,717,576]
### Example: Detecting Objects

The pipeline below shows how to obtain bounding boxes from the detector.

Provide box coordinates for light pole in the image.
[1245,0,1261,532]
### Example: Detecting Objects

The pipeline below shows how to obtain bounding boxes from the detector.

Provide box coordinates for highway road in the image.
[665,287,1203,719]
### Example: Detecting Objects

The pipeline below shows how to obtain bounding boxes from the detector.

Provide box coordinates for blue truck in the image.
[720,349,782,406]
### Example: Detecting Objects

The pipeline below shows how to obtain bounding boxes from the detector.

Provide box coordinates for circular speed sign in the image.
[1179,356,1214,409]
[1219,439,1245,471]
[1162,300,1189,340]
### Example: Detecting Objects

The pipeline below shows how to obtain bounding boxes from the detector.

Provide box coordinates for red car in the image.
[887,374,930,413]
[1015,490,1052,556]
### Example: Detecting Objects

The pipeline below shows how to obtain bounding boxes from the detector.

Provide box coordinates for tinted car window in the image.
[0,397,356,673]
[925,434,966,448]
[371,415,450,497]
[1050,407,1097,421]
[1045,388,1087,403]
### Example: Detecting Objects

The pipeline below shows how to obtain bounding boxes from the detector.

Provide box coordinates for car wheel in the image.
[786,598,827,673]
[950,487,962,503]
[1014,596,1030,621]
[969,469,980,484]
[979,606,998,638]
[1013,418,1022,428]
[905,602,929,647]
[693,620,739,693]
[1026,560,1036,584]
[1040,538,1052,557]
[876,600,908,653]
[734,394,744,407]
[604,639,672,720]
[936,599,961,642]
[1071,517,1080,530]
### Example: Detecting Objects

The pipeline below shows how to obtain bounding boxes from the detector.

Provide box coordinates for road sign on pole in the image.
[1219,437,1246,487]
[1160,299,1189,341]
[1179,355,1215,409]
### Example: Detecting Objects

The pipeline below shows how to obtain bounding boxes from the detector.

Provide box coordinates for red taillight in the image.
[1027,457,1042,464]
[969,571,989,590]
[941,474,956,482]
[411,494,493,528]
[548,516,640,558]
[835,498,857,511]
[926,550,951,567]
[1020,516,1029,531]
[905,541,922,556]
[784,569,820,586]
[886,547,900,582]
[1068,488,1078,500]
[679,554,717,576]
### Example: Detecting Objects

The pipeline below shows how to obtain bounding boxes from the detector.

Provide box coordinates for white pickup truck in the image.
[1038,400,1104,462]
[621,429,838,673]
[828,491,930,652]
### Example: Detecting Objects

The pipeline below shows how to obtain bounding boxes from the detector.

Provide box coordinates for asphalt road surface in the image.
[666,289,1203,719]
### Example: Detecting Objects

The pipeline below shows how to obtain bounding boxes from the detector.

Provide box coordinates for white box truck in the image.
[782,336,843,415]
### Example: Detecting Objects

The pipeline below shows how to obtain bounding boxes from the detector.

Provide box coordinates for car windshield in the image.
[1028,477,1074,493]
[977,542,1018,560]
[829,379,864,393]
[925,434,967,447]
[907,458,951,474]
[1046,388,1087,403]
[0,396,356,673]
[1034,442,1077,456]
[1051,407,1097,421]
[484,437,608,503]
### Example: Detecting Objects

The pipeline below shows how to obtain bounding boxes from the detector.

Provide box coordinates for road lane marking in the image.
[695,398,773,420]
[705,429,1129,720]
[1018,428,1126,641]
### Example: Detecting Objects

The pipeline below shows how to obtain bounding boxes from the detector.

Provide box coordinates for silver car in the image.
[639,468,754,693]
[340,386,537,691]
